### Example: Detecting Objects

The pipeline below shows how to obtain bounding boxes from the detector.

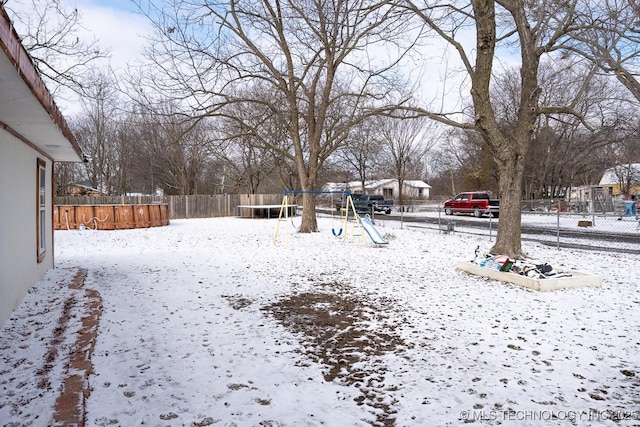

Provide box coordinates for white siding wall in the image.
[404,186,430,199]
[0,130,53,326]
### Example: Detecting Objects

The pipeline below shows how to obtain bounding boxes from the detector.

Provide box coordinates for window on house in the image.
[37,158,46,262]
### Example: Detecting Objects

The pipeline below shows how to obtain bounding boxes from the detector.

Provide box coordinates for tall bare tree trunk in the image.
[300,193,318,232]
[297,162,319,232]
[493,152,525,255]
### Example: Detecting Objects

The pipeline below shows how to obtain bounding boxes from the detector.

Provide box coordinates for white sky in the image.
[75,0,151,72]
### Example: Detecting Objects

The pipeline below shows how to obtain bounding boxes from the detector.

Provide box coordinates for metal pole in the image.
[489,213,493,241]
[556,208,560,250]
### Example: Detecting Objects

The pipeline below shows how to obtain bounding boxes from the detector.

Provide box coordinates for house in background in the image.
[598,163,640,197]
[64,182,104,196]
[398,180,432,200]
[0,6,83,326]
[324,179,431,200]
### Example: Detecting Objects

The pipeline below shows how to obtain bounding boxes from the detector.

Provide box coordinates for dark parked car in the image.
[336,194,394,214]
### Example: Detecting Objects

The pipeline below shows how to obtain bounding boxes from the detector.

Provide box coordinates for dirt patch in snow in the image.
[261,281,413,427]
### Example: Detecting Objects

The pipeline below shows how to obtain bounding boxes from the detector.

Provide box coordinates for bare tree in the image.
[53,161,84,195]
[402,0,599,257]
[5,0,109,97]
[332,117,385,191]
[210,88,292,194]
[215,140,276,194]
[564,0,640,102]
[493,57,626,199]
[133,0,417,232]
[429,59,635,202]
[70,72,122,194]
[428,128,484,197]
[142,108,214,195]
[376,114,435,205]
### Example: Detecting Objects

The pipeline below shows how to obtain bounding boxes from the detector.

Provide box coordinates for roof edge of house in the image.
[0,6,83,161]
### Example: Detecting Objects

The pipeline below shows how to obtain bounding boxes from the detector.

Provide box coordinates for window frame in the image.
[37,158,46,262]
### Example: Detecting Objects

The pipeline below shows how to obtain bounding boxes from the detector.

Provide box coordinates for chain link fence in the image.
[388,200,640,254]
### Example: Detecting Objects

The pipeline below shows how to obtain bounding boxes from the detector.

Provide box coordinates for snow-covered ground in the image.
[1,216,639,426]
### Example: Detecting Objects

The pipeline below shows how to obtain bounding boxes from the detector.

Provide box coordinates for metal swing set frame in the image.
[272,189,367,246]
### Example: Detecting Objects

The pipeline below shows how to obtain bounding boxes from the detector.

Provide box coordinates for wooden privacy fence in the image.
[54,194,285,220]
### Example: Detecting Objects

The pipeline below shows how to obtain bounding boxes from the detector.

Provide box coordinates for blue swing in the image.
[331,192,344,237]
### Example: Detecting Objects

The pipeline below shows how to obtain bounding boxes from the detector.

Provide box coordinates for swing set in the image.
[272,189,366,245]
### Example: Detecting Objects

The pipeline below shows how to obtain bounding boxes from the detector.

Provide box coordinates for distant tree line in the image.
[54,69,639,203]
[53,77,437,202]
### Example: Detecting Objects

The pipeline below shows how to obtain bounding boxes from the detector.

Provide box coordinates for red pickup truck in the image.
[443,191,500,218]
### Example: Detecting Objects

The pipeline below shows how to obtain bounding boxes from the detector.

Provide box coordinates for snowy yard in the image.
[1,216,639,426]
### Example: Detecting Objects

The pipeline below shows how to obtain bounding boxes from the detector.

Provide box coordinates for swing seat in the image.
[332,227,343,237]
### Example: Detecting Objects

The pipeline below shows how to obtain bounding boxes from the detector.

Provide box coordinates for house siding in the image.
[0,129,52,326]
